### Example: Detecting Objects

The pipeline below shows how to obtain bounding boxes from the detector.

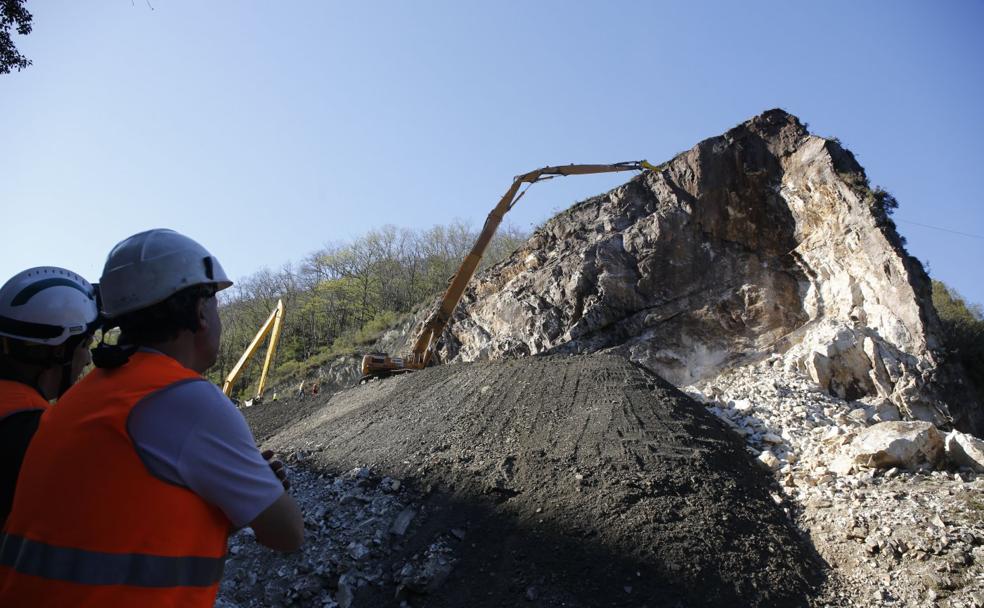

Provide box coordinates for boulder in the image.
[847,421,944,470]
[868,399,901,423]
[401,109,981,434]
[945,430,984,473]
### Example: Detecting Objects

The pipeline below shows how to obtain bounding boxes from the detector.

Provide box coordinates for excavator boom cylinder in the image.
[360,160,652,380]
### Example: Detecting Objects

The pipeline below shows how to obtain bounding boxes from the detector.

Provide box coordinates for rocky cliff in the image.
[427,110,980,433]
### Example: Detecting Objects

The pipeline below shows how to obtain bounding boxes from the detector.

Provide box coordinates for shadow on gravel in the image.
[356,485,828,608]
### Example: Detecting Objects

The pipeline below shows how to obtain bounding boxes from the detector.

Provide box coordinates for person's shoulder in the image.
[153,378,233,408]
[133,379,239,433]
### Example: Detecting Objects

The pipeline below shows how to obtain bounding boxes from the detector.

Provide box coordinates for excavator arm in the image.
[223,299,285,398]
[361,160,657,379]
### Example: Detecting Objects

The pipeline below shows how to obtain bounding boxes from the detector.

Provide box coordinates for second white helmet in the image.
[0,267,100,346]
[99,228,232,319]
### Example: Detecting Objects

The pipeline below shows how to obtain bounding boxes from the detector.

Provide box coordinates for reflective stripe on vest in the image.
[0,352,230,607]
[0,533,225,588]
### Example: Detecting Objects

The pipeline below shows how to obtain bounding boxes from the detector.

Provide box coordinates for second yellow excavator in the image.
[361,160,656,379]
[223,299,285,399]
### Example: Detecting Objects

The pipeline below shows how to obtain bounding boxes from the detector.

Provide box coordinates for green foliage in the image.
[355,310,401,343]
[213,222,528,398]
[834,164,906,246]
[932,280,984,400]
[1,0,33,74]
[831,150,900,220]
[934,280,984,324]
[871,187,899,217]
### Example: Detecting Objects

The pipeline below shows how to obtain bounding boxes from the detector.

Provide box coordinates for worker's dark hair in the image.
[92,283,217,369]
[116,283,217,346]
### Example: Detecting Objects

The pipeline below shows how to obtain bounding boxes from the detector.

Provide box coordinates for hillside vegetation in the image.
[211,222,527,396]
[933,279,984,402]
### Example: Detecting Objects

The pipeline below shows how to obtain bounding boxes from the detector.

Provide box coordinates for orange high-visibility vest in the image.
[0,351,231,608]
[0,379,49,421]
[0,379,50,530]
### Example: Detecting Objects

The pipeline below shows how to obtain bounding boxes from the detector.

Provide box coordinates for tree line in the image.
[210,221,528,395]
[932,280,984,406]
[209,221,984,407]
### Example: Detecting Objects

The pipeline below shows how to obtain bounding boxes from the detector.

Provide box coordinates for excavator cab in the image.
[361,352,428,380]
[360,353,403,378]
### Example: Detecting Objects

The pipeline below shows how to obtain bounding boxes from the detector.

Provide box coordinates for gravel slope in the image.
[236,353,824,607]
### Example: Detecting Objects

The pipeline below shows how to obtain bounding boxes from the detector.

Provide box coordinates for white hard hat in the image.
[0,267,99,346]
[99,228,233,318]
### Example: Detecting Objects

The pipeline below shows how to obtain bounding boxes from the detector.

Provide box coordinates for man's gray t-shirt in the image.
[127,376,284,528]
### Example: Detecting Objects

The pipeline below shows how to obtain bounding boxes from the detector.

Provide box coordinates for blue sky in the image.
[1,1,982,308]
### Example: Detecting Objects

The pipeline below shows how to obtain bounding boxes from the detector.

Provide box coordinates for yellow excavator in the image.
[222,299,285,399]
[360,160,656,379]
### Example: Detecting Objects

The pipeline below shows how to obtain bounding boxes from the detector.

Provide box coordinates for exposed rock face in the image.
[429,109,980,433]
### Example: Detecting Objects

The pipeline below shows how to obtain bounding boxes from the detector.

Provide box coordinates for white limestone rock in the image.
[847,421,944,470]
[757,450,780,470]
[828,453,856,476]
[762,432,784,444]
[945,431,984,473]
[868,400,901,423]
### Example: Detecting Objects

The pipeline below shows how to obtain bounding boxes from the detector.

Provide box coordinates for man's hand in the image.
[261,449,290,490]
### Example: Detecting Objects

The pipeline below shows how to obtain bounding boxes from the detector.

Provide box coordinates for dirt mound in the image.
[252,353,823,607]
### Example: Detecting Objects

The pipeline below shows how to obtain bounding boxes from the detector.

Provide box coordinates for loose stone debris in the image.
[218,461,445,608]
[686,355,984,608]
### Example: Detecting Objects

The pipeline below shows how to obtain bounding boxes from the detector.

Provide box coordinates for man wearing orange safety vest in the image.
[0,229,304,607]
[0,267,99,529]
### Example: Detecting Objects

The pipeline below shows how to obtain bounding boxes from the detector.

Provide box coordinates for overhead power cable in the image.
[894,218,984,241]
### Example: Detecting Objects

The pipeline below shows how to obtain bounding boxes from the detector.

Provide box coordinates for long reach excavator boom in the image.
[360,160,657,379]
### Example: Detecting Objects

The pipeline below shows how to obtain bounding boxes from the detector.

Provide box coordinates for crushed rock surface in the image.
[224,353,823,607]
[241,390,329,444]
[217,463,428,608]
[685,354,984,607]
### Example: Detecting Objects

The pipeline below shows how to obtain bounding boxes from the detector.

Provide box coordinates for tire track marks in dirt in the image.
[255,353,823,607]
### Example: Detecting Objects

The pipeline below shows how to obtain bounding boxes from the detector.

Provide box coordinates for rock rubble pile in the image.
[686,357,984,607]
[217,458,455,608]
